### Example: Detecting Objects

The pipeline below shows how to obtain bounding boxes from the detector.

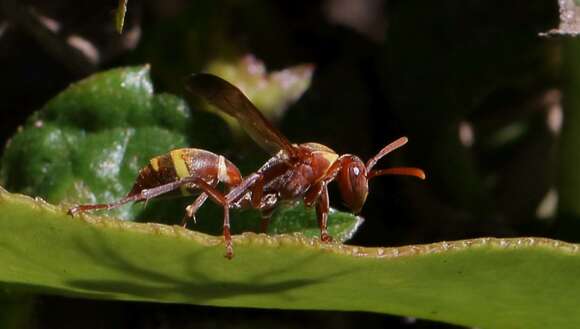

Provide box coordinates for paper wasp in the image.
[69,73,425,259]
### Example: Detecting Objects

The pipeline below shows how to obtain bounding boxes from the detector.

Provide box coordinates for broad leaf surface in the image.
[0,188,579,329]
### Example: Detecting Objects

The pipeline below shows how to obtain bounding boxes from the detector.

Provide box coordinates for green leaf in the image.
[0,65,361,241]
[267,202,364,242]
[1,187,579,329]
[0,66,192,220]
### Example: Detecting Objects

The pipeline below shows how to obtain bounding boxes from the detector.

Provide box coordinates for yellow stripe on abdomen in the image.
[170,149,191,178]
[149,157,161,171]
[170,149,193,195]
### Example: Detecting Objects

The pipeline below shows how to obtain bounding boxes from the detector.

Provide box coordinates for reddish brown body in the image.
[128,148,241,196]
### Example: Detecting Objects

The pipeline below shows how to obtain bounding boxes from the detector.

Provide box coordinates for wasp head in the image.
[337,155,368,214]
[337,137,426,214]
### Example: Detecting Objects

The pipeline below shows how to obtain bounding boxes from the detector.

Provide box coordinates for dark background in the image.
[0,0,566,328]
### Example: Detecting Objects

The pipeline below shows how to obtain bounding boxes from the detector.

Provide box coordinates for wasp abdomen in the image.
[128,153,177,197]
[127,148,242,198]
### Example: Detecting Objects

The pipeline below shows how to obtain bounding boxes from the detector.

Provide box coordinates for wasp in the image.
[70,74,425,260]
[185,74,426,257]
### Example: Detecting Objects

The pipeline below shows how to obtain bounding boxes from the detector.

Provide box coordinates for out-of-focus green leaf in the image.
[206,55,314,122]
[0,66,194,220]
[1,188,580,329]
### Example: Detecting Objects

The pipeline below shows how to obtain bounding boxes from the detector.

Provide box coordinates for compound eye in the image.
[350,165,361,179]
[349,163,366,185]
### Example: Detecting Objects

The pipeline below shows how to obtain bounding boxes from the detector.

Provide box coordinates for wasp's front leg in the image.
[304,181,332,242]
[316,183,332,242]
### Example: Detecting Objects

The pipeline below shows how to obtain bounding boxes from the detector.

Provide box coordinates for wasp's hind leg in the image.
[68,178,200,216]
[68,193,149,216]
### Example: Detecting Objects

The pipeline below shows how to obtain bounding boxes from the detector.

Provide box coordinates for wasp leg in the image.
[246,174,274,233]
[136,176,235,259]
[307,161,345,242]
[304,181,323,207]
[182,173,233,227]
[135,177,235,259]
[69,176,235,259]
[316,183,332,243]
[182,193,209,227]
[68,194,144,215]
[179,178,234,259]
[250,175,264,208]
[303,181,332,242]
[68,177,197,216]
[225,172,262,204]
[223,172,273,234]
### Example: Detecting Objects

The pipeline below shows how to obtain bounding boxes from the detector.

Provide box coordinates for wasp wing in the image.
[186,73,298,158]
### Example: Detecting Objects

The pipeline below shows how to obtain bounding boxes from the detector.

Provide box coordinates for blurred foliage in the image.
[541,0,580,36]
[0,65,215,221]
[205,55,314,122]
[1,189,580,329]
